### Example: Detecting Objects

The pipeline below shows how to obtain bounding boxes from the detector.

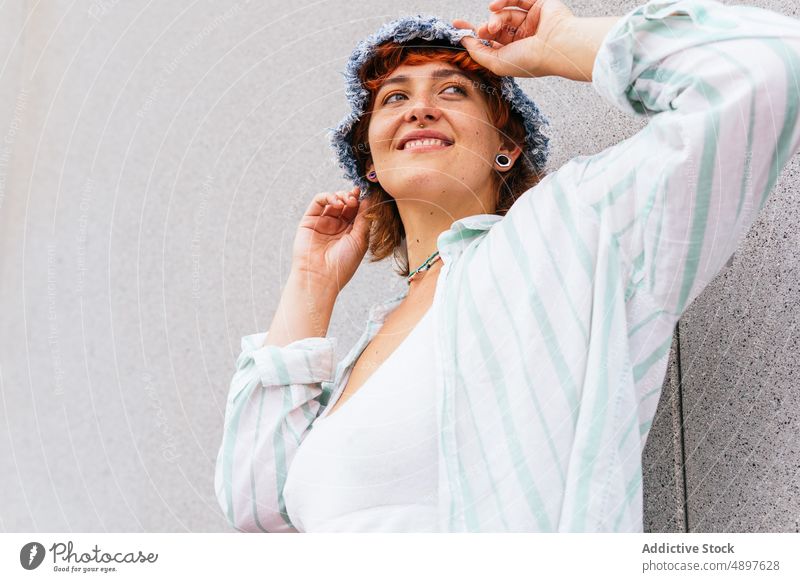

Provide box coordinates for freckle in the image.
[416,239,420,243]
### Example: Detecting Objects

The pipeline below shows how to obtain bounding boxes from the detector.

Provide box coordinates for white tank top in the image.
[283,306,439,532]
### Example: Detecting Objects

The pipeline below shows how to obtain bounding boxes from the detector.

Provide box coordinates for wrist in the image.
[542,15,622,82]
[287,268,338,303]
[264,270,337,347]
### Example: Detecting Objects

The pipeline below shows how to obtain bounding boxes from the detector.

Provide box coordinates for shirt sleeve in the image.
[580,0,800,318]
[214,331,337,532]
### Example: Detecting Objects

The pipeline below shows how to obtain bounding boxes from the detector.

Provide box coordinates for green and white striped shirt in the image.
[215,0,800,532]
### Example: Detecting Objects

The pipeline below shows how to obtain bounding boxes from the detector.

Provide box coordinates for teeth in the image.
[404,138,451,150]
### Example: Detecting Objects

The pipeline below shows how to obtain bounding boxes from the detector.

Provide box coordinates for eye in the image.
[383,92,406,105]
[381,83,468,105]
[443,83,468,96]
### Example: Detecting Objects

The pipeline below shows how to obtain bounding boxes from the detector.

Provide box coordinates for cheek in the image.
[453,110,497,155]
[367,117,392,151]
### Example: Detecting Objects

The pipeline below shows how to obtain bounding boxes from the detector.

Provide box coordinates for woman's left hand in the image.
[452,0,575,78]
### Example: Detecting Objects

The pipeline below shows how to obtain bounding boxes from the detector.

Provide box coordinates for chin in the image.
[391,168,459,192]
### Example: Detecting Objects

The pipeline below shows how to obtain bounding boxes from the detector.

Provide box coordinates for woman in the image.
[215,0,800,532]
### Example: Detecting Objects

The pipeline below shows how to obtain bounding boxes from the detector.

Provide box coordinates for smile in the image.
[401,138,454,152]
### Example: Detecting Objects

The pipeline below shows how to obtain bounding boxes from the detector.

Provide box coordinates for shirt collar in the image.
[436,213,503,262]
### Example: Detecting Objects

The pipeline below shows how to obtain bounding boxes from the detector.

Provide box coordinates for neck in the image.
[399,200,495,275]
[403,216,451,278]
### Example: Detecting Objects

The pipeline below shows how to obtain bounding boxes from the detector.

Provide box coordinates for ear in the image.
[495,141,523,172]
[366,158,377,182]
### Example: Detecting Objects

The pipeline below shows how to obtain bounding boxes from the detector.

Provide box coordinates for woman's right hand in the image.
[452,0,576,78]
[291,186,375,294]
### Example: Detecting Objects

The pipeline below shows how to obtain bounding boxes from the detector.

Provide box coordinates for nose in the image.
[403,98,442,125]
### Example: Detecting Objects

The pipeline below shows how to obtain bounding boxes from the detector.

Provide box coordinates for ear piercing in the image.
[495,153,511,168]
[368,170,377,180]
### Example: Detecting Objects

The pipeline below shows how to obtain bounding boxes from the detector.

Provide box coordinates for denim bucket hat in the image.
[327,14,551,198]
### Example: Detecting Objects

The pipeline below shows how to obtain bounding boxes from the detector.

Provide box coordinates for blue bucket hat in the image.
[327,14,551,198]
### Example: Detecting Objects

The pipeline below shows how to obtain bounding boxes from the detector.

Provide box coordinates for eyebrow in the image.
[377,68,474,93]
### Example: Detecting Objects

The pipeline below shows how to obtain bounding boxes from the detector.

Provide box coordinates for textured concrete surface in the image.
[678,168,800,532]
[0,0,797,532]
[642,335,687,533]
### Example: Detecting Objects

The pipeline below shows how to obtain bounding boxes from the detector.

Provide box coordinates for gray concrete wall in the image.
[0,0,797,532]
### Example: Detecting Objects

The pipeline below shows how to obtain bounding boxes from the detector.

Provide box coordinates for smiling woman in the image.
[215,1,800,534]
[348,40,544,277]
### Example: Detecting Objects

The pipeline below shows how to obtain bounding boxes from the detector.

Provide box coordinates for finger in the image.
[320,197,338,218]
[453,19,497,45]
[326,191,343,214]
[451,18,477,30]
[488,12,504,35]
[305,191,333,217]
[475,21,493,41]
[350,192,375,242]
[458,36,507,75]
[340,189,360,222]
[488,0,535,10]
[311,189,350,219]
[331,190,353,218]
[339,186,361,213]
[488,8,529,44]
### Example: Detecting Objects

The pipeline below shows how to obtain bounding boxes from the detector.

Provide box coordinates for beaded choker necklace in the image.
[407,250,441,285]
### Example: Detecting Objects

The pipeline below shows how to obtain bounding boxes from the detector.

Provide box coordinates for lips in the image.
[397,129,454,150]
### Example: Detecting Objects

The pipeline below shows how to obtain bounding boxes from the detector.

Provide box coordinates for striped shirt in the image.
[214,0,800,532]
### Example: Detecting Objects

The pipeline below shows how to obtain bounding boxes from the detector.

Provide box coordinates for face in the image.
[365,61,520,212]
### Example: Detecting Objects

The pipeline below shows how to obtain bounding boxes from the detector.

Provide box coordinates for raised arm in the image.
[461,0,800,426]
[575,0,800,318]
[468,0,800,318]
